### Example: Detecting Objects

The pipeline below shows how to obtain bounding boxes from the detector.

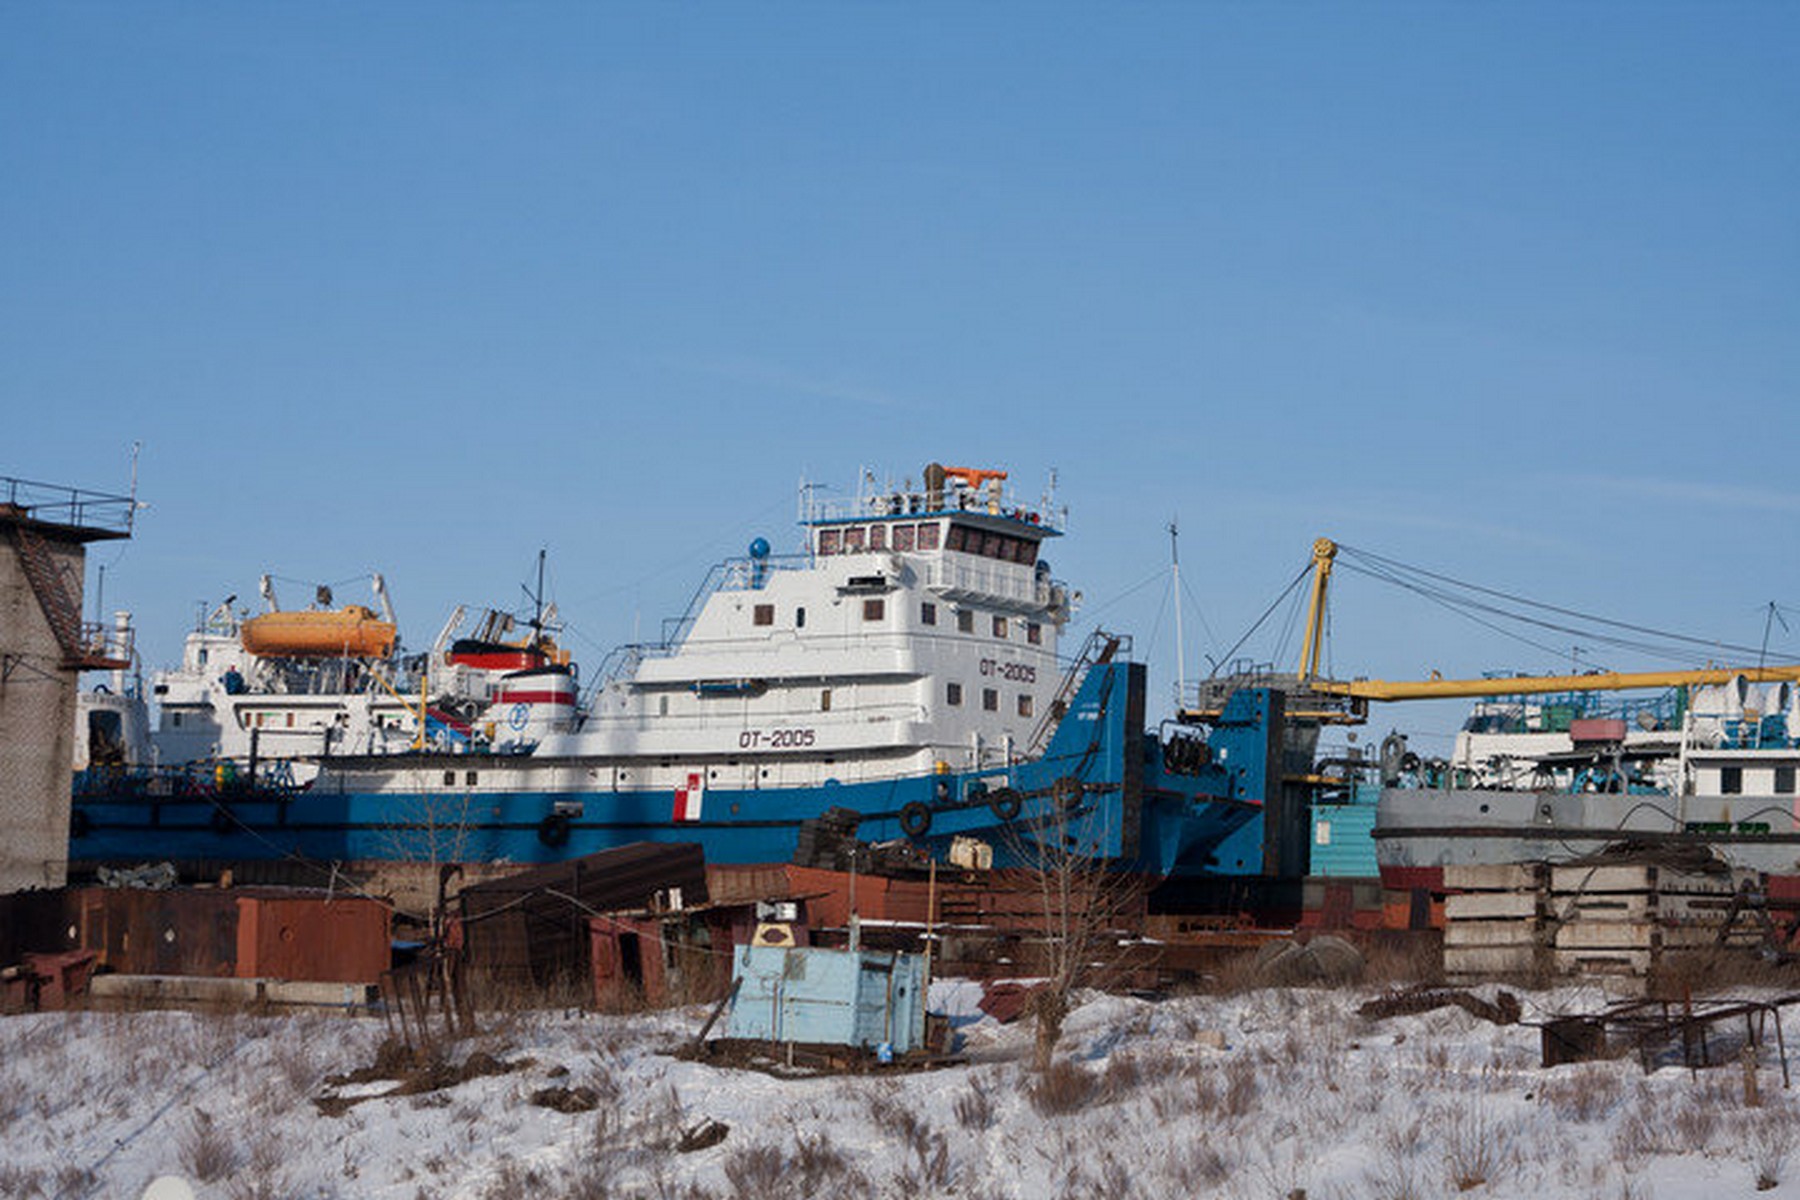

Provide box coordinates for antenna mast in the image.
[1170,518,1186,708]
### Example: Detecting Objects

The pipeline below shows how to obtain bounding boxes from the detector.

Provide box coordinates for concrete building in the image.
[0,476,132,892]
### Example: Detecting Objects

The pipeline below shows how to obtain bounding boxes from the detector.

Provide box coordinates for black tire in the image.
[538,812,572,848]
[1052,776,1083,811]
[899,802,932,838]
[69,808,92,839]
[987,787,1023,821]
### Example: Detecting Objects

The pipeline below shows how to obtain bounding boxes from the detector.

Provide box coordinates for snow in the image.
[3,982,1797,1199]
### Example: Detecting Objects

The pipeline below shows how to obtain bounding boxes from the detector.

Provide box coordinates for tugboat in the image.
[71,463,1316,883]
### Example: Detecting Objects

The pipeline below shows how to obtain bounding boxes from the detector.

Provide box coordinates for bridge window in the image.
[868,524,886,551]
[818,528,842,555]
[1722,766,1743,794]
[921,602,937,626]
[916,523,940,551]
[892,524,915,552]
[844,526,866,553]
[753,604,774,627]
[947,682,963,706]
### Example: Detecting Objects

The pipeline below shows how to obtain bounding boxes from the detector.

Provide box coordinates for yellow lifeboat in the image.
[239,605,396,659]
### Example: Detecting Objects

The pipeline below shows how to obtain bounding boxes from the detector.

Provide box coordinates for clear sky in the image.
[4,3,1796,751]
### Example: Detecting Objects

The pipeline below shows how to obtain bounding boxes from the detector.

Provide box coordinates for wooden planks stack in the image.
[1442,863,1551,983]
[1549,863,1759,984]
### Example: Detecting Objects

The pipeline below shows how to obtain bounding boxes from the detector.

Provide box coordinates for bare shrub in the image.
[1750,1105,1797,1191]
[1539,1065,1624,1122]
[953,1075,998,1130]
[226,1133,292,1200]
[1221,1055,1259,1118]
[0,1164,45,1198]
[722,1144,787,1200]
[178,1110,241,1183]
[1169,1136,1229,1190]
[867,1090,952,1187]
[1442,1102,1508,1192]
[1028,1060,1098,1116]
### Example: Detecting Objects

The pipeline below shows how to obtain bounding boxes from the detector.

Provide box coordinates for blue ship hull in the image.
[72,665,1287,880]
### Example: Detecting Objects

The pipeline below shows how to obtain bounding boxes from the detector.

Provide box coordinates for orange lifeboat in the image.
[239,605,396,659]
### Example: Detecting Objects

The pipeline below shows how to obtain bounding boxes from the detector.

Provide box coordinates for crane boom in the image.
[1311,665,1800,702]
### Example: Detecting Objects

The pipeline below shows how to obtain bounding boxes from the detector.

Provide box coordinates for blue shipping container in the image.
[725,945,929,1054]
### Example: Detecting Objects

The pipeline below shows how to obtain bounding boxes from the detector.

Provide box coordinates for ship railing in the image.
[920,557,1065,608]
[651,554,814,655]
[0,474,136,535]
[802,481,1064,533]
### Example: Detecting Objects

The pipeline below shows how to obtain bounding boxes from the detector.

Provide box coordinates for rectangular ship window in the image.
[1027,622,1042,645]
[947,682,963,706]
[945,525,966,552]
[916,523,940,551]
[1722,765,1744,794]
[818,528,841,555]
[443,771,455,786]
[868,524,886,551]
[892,524,915,551]
[821,688,832,712]
[982,688,998,712]
[1777,766,1796,794]
[992,616,1007,638]
[844,526,867,553]
[863,598,885,621]
[465,771,478,786]
[957,609,975,633]
[1018,694,1033,718]
[753,604,774,626]
[921,602,937,626]
[796,607,806,628]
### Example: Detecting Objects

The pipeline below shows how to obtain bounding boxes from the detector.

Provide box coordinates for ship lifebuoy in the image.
[987,787,1023,821]
[69,808,92,839]
[210,805,236,834]
[1052,776,1083,811]
[537,812,572,848]
[899,802,932,838]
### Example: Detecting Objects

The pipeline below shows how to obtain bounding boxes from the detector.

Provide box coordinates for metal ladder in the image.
[11,523,91,667]
[1024,629,1123,757]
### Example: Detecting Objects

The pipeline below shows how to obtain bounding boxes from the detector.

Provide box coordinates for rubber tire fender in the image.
[899,802,932,838]
[537,812,572,848]
[987,787,1023,821]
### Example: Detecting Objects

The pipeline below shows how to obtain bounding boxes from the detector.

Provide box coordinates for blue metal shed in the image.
[724,944,929,1054]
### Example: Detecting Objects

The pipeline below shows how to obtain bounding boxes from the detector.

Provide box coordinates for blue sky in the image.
[5,3,1797,749]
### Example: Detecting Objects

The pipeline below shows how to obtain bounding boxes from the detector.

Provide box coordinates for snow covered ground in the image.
[3,979,1797,1199]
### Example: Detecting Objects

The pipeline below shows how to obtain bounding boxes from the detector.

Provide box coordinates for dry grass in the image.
[1026,1061,1099,1116]
[1537,1064,1624,1122]
[177,1109,241,1183]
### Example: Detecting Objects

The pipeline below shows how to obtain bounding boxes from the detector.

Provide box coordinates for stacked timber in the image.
[1549,863,1759,985]
[1442,863,1551,983]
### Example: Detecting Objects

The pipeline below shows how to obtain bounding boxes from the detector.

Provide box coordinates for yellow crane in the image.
[1295,537,1800,701]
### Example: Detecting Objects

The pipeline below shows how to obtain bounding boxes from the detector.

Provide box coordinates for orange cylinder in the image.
[239,606,396,659]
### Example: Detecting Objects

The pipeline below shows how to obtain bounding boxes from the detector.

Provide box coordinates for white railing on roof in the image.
[800,476,1064,533]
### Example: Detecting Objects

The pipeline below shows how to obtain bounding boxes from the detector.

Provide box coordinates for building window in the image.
[982,688,998,712]
[753,604,774,626]
[921,602,937,626]
[957,609,975,633]
[992,615,1008,639]
[1722,765,1743,795]
[796,607,806,628]
[821,688,832,712]
[893,524,916,552]
[1018,694,1034,718]
[947,682,963,706]
[1778,766,1796,794]
[1027,622,1042,645]
[863,598,885,621]
[818,528,842,555]
[916,523,940,551]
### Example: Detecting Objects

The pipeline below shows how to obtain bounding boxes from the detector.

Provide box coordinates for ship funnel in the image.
[924,462,946,510]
